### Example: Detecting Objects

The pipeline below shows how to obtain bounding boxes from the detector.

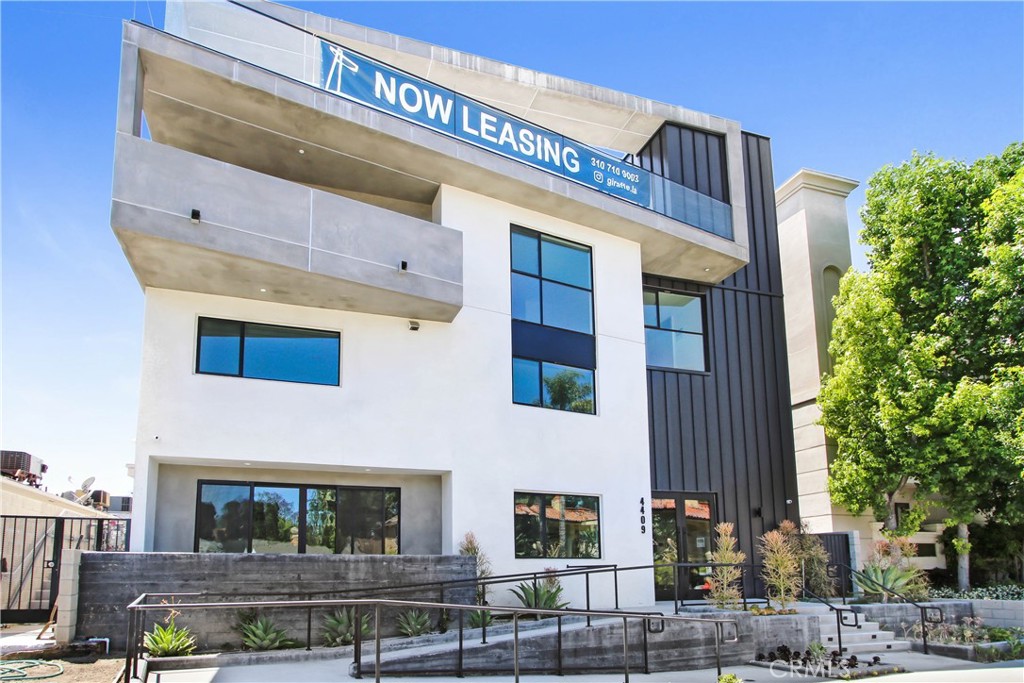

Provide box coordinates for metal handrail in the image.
[832,561,944,655]
[124,594,739,683]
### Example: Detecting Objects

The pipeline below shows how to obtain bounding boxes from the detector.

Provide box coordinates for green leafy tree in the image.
[821,143,1024,591]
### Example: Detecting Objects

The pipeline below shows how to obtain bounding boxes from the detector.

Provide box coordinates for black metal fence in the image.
[1,515,130,622]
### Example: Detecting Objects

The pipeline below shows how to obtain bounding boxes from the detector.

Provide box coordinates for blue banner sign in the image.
[320,41,650,206]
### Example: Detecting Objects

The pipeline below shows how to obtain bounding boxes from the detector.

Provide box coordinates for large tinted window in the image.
[195,481,399,555]
[197,317,340,386]
[643,289,706,372]
[512,359,594,414]
[196,483,251,553]
[511,228,593,334]
[251,485,300,554]
[511,227,596,414]
[514,492,601,559]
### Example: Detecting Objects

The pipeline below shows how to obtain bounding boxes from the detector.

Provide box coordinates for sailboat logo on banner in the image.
[324,45,359,94]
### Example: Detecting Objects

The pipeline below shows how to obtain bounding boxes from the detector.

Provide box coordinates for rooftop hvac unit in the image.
[91,490,111,509]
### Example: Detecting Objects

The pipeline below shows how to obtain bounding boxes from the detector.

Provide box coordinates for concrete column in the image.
[775,170,857,533]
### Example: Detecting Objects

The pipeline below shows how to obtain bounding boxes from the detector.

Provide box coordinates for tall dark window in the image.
[643,288,706,372]
[195,481,399,554]
[511,227,596,414]
[514,492,601,559]
[196,317,340,386]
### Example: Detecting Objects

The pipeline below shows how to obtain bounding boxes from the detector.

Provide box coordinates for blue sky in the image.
[2,1,1022,497]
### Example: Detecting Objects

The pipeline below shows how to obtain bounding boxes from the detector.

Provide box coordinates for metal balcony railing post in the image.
[374,604,382,683]
[305,599,312,651]
[353,605,362,679]
[613,566,620,609]
[513,612,520,683]
[714,621,722,677]
[556,615,563,676]
[457,608,464,678]
[585,572,591,626]
[622,616,630,683]
[921,606,929,655]
[836,608,843,655]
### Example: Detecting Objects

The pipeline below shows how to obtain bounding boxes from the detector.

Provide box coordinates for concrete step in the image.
[819,621,883,635]
[828,640,911,655]
[822,629,897,646]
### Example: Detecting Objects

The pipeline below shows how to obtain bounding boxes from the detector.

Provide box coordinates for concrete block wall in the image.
[852,601,974,634]
[971,600,1024,629]
[74,552,476,650]
[54,550,82,643]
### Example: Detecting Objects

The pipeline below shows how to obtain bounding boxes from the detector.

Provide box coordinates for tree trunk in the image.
[957,523,970,592]
[883,491,899,533]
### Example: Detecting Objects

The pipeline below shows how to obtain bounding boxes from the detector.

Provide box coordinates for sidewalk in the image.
[147,652,1024,683]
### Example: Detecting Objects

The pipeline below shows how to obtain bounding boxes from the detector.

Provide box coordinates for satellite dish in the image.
[81,476,96,493]
[74,489,90,504]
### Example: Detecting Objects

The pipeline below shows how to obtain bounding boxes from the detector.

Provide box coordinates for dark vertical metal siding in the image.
[631,124,730,204]
[645,132,799,574]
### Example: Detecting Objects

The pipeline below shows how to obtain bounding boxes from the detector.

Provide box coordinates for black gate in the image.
[1,515,130,622]
[815,531,854,593]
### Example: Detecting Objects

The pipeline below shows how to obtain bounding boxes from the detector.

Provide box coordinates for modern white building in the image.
[115,0,811,606]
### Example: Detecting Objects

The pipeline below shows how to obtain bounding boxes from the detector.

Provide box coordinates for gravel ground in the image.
[1,654,124,683]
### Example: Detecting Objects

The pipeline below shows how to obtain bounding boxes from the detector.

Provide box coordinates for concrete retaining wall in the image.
[73,552,476,650]
[374,611,819,674]
[970,600,1023,629]
[851,601,974,633]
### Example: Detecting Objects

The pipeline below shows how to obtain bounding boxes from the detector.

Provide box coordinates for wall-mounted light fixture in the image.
[399,260,409,273]
[408,320,420,331]
[190,209,201,224]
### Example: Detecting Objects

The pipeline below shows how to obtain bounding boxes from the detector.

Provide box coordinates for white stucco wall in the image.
[131,184,655,607]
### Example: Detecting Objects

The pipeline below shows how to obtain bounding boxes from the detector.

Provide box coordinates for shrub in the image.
[778,521,835,598]
[236,612,295,650]
[144,618,196,657]
[706,522,745,610]
[459,531,493,605]
[322,607,371,647]
[759,529,801,610]
[928,583,1024,601]
[396,609,433,637]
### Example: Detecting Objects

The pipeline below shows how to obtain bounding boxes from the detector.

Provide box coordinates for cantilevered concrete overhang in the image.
[119,19,747,288]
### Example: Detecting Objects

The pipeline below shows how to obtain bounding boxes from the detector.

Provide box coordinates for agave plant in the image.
[395,609,432,637]
[144,618,197,657]
[510,579,569,615]
[467,609,492,628]
[322,607,371,647]
[237,614,295,650]
[852,564,920,602]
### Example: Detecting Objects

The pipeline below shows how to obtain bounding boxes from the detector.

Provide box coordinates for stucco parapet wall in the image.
[112,134,463,321]
[776,169,859,206]
[129,20,747,283]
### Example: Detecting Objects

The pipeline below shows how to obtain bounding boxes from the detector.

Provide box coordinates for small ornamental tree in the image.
[759,530,801,610]
[706,522,745,610]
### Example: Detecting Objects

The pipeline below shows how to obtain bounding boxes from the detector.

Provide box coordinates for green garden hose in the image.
[0,660,64,681]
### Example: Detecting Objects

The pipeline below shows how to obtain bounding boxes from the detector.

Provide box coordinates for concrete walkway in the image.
[148,652,1024,683]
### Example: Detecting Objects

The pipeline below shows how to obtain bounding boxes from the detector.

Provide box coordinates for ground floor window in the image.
[195,480,399,554]
[514,492,600,558]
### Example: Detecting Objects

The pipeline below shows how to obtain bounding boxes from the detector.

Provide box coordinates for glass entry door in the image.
[651,492,716,601]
